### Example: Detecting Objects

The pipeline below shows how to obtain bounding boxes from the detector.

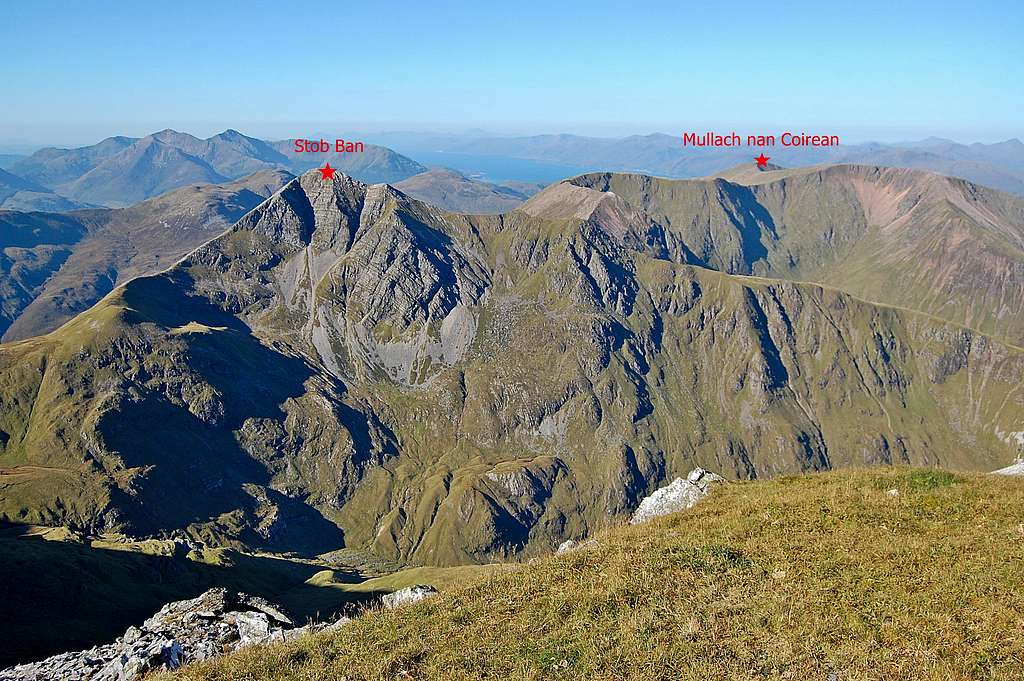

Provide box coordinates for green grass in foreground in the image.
[163,467,1024,680]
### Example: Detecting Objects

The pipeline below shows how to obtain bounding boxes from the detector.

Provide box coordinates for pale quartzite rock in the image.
[629,468,725,524]
[381,585,438,609]
[0,589,351,681]
[993,459,1024,476]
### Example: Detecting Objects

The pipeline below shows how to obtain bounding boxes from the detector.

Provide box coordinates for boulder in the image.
[993,459,1024,475]
[629,468,725,524]
[555,539,598,555]
[381,585,438,609]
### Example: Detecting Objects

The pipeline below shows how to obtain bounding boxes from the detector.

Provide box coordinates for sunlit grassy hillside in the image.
[164,467,1024,680]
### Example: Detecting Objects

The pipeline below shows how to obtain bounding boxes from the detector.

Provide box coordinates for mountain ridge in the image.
[1,167,1021,567]
[0,168,87,212]
[367,131,1024,196]
[395,167,533,213]
[554,164,1024,345]
[10,131,427,208]
[0,169,294,341]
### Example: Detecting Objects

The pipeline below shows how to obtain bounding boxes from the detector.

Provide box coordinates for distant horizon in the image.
[1,125,1021,157]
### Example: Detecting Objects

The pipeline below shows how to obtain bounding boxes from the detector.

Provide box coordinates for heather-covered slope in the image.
[1,170,1022,567]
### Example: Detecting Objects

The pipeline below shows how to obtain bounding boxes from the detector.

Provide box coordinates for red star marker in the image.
[755,153,770,169]
[318,163,337,180]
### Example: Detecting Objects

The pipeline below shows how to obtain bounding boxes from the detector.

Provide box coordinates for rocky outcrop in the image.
[381,585,438,608]
[555,538,598,554]
[630,468,725,524]
[993,460,1024,475]
[0,580,444,681]
[0,589,339,681]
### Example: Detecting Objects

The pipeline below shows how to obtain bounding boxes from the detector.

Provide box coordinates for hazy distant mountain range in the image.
[2,130,1024,214]
[394,168,538,213]
[0,167,90,212]
[0,130,542,214]
[365,131,1024,195]
[2,130,427,209]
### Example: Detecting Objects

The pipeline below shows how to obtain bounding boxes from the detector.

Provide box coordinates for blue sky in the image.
[1,0,1022,147]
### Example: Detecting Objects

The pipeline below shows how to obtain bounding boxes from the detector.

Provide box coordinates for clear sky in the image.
[2,0,1022,148]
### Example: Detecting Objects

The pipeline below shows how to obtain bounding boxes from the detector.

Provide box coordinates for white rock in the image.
[993,460,1024,476]
[381,585,438,609]
[555,539,597,555]
[233,611,272,646]
[630,468,725,524]
[0,589,301,681]
[555,539,579,554]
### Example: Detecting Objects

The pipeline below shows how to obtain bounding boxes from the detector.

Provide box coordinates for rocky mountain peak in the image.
[2,166,1023,574]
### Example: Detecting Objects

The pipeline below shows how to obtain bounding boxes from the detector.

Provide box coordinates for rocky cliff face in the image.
[0,168,1022,566]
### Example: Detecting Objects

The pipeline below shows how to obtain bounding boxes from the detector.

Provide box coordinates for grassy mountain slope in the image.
[567,166,1024,345]
[0,170,1021,567]
[395,167,531,213]
[0,211,89,337]
[2,169,293,341]
[0,170,292,342]
[161,467,1024,681]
